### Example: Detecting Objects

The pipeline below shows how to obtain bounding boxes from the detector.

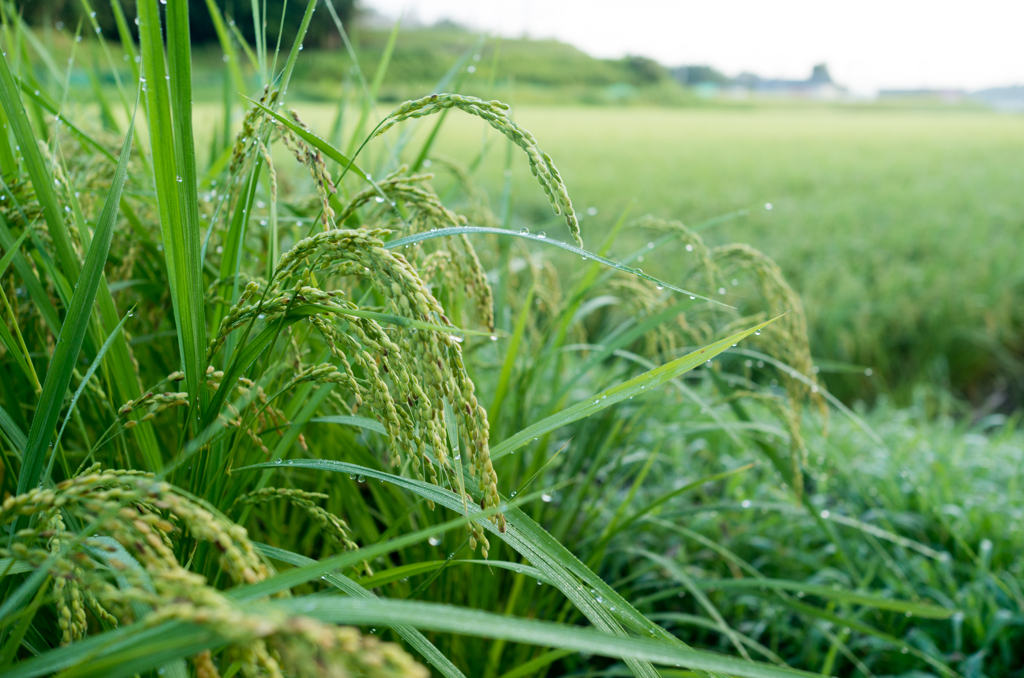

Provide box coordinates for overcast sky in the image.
[363,0,1024,94]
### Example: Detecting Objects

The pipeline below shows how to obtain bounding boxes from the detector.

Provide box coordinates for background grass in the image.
[415,105,1024,406]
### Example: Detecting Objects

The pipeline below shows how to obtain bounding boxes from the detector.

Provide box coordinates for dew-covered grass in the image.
[1,5,1022,678]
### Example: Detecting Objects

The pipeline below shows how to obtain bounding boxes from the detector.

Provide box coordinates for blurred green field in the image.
[339,104,1024,405]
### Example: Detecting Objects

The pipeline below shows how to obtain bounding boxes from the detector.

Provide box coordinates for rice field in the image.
[417,105,1024,404]
[1,4,1022,678]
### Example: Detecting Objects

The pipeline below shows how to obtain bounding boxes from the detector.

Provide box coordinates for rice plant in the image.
[0,2,1019,678]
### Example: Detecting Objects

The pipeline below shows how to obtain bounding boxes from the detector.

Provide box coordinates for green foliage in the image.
[0,3,1019,678]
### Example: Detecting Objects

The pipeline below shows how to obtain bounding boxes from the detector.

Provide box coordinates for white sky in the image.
[363,0,1024,94]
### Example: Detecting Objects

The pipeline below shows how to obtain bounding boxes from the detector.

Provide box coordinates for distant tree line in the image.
[17,0,355,48]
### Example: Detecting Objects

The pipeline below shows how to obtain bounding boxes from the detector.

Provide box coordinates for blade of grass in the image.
[0,51,82,290]
[247,98,369,180]
[236,458,697,678]
[637,550,752,661]
[138,0,208,415]
[13,104,135,506]
[43,310,132,485]
[308,415,386,435]
[388,226,730,308]
[490,319,775,460]
[273,596,817,678]
[255,542,468,678]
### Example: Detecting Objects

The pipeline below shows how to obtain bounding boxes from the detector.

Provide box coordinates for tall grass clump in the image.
[0,2,1019,677]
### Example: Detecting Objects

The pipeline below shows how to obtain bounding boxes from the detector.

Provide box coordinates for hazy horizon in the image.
[364,0,1024,95]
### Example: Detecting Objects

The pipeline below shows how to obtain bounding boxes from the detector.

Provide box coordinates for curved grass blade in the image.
[271,596,818,678]
[236,458,695,678]
[637,550,753,661]
[354,559,547,588]
[246,98,369,180]
[255,542,467,678]
[647,613,785,665]
[387,226,732,308]
[309,415,386,435]
[686,577,953,619]
[729,347,885,448]
[489,318,775,461]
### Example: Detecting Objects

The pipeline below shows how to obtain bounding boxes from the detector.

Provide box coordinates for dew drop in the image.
[275,458,282,464]
[374,196,385,203]
[765,202,773,210]
[685,244,694,252]
[820,510,830,519]
[519,227,529,235]
[741,500,751,508]
[541,493,552,503]
[537,231,546,238]
[357,475,366,483]
[428,536,442,546]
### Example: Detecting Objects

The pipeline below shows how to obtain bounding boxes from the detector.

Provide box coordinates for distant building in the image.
[673,63,847,100]
[877,89,968,104]
[972,85,1024,112]
[734,64,845,99]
